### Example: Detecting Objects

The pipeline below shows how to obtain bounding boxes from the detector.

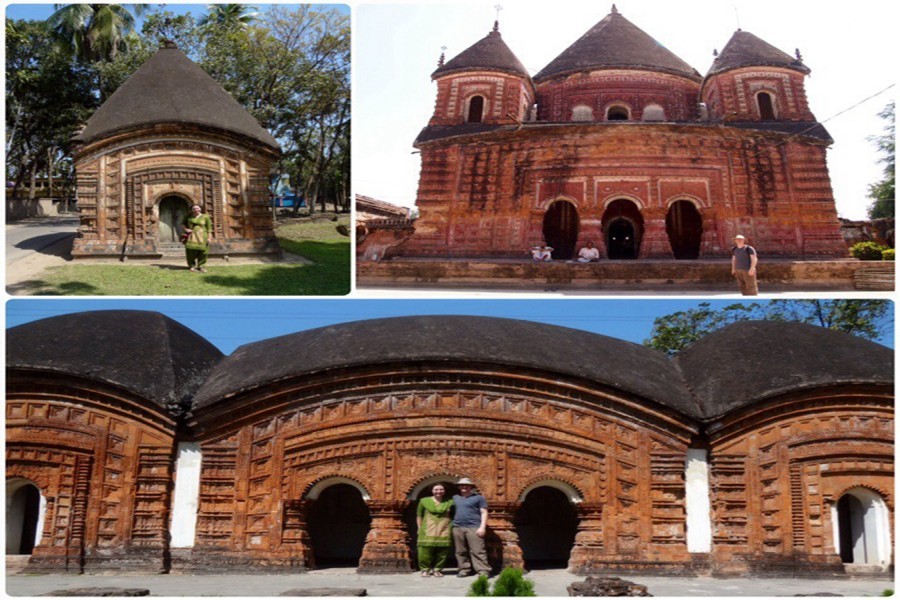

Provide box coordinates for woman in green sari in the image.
[182,204,213,272]
[416,484,454,577]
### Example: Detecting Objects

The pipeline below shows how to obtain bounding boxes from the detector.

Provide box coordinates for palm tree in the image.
[198,4,258,29]
[46,4,145,62]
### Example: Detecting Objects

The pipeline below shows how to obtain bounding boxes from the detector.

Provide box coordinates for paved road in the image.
[6,215,79,265]
[5,569,893,597]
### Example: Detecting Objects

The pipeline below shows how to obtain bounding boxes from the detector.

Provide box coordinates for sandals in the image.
[421,570,431,577]
[433,572,444,578]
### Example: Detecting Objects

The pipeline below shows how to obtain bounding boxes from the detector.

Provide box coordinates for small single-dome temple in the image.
[71,42,281,259]
[6,313,893,576]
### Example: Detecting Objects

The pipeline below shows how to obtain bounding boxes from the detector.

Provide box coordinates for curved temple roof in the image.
[192,315,697,416]
[676,321,893,420]
[534,6,701,82]
[74,43,280,151]
[7,310,224,415]
[433,24,530,79]
[708,29,810,76]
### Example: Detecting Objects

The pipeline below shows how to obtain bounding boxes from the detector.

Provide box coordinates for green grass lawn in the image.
[26,215,350,296]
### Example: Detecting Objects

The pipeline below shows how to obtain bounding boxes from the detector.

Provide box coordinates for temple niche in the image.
[6,312,894,576]
[71,42,281,259]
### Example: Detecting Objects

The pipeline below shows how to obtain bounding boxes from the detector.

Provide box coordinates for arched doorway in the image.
[158,196,191,243]
[543,201,579,260]
[307,484,371,567]
[666,200,702,259]
[404,478,461,570]
[6,479,42,555]
[515,486,578,570]
[835,488,891,568]
[602,199,643,259]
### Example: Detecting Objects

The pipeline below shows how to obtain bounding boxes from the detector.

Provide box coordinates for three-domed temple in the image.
[397,7,847,260]
[71,42,281,259]
[6,311,893,575]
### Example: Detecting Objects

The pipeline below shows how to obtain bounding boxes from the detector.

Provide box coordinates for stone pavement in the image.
[6,568,893,597]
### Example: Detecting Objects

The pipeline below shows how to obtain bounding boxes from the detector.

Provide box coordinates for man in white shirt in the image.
[576,241,600,262]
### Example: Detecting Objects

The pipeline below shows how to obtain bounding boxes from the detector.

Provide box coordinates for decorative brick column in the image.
[281,500,314,570]
[486,502,524,570]
[569,502,604,573]
[699,212,721,258]
[358,500,413,573]
[638,207,672,258]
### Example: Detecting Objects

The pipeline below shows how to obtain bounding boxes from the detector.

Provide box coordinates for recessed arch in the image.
[408,474,467,499]
[307,482,371,567]
[756,91,777,120]
[666,199,703,259]
[606,104,630,121]
[6,478,45,556]
[571,104,594,122]
[642,103,665,121]
[305,476,370,501]
[831,487,892,569]
[467,95,486,123]
[543,199,580,259]
[602,199,643,259]
[515,485,579,569]
[157,194,192,244]
[517,479,583,503]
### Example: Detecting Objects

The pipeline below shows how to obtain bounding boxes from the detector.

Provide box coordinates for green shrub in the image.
[850,241,888,260]
[882,248,895,261]
[881,589,893,597]
[467,568,536,597]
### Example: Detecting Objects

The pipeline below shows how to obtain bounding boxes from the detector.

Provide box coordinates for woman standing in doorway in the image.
[182,204,213,272]
[416,484,454,577]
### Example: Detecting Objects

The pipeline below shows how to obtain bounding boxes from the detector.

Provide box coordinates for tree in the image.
[46,4,143,62]
[6,18,96,201]
[644,300,892,356]
[198,4,258,30]
[867,102,894,220]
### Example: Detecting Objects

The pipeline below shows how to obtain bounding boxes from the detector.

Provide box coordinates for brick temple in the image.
[71,42,281,259]
[6,311,893,576]
[400,7,848,260]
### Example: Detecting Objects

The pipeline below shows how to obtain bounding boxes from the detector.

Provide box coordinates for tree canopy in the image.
[644,300,892,356]
[6,4,350,214]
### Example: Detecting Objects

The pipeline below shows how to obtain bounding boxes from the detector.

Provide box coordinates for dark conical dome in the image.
[534,6,700,82]
[708,29,809,76]
[74,43,279,150]
[432,24,530,79]
[7,310,224,414]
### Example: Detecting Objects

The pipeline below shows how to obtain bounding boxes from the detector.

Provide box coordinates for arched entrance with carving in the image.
[833,487,892,569]
[158,195,192,244]
[515,482,580,570]
[602,199,643,259]
[6,478,43,555]
[665,200,702,259]
[543,200,580,259]
[306,482,371,567]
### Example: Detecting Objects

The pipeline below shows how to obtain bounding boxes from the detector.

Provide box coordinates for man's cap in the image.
[457,477,475,485]
[734,234,746,240]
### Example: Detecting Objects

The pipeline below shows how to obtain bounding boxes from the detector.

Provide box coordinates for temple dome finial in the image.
[611,4,619,14]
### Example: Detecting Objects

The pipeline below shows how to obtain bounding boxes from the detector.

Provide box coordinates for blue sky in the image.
[6,299,893,354]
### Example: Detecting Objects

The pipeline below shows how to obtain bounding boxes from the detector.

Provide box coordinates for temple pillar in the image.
[638,207,672,258]
[358,500,413,573]
[486,502,524,570]
[569,502,604,573]
[699,211,721,258]
[281,500,314,570]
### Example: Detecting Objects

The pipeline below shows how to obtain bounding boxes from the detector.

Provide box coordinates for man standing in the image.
[731,234,758,295]
[452,477,490,577]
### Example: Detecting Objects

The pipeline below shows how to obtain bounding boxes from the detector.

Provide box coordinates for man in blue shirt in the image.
[452,477,490,577]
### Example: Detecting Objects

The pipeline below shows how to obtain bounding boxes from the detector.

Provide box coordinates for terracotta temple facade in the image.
[71,42,281,259]
[402,7,848,260]
[6,312,894,576]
